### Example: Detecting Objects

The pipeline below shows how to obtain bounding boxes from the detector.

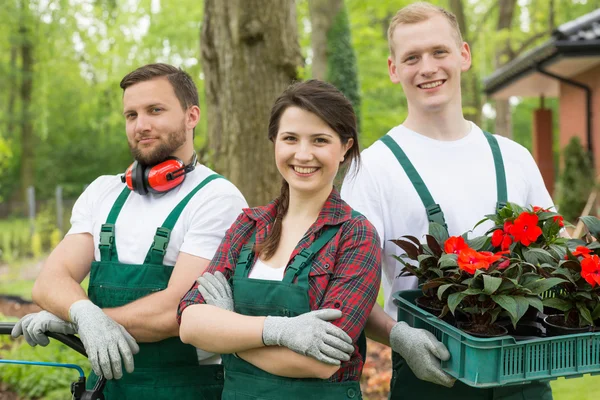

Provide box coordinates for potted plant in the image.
[540,216,600,335]
[392,203,568,338]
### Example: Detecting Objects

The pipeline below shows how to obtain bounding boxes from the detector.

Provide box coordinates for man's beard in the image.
[130,128,186,166]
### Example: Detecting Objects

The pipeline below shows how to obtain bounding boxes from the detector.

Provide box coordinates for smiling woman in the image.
[178,80,382,399]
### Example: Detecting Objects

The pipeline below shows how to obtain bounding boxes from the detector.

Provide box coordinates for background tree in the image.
[309,0,361,130]
[557,137,595,223]
[202,0,303,206]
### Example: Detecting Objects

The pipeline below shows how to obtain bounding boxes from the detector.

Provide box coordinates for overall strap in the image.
[99,186,131,262]
[483,131,508,211]
[380,135,448,230]
[233,232,257,279]
[282,212,360,285]
[145,174,224,265]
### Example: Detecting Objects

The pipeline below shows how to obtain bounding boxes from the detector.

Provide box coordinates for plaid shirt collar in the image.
[243,187,352,239]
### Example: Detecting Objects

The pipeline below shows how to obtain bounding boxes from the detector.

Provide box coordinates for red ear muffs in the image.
[121,154,196,195]
[144,157,186,194]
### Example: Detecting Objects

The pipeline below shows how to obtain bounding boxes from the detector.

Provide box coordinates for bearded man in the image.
[11,63,247,400]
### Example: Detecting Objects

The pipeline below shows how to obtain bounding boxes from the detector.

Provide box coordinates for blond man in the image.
[342,2,553,399]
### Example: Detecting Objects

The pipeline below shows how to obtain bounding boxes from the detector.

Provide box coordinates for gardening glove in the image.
[197,271,233,312]
[69,300,139,380]
[11,311,77,347]
[390,321,455,388]
[195,271,233,360]
[263,309,355,365]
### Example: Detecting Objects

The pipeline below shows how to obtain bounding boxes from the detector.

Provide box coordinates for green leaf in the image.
[437,284,454,300]
[438,253,458,268]
[580,216,600,241]
[492,294,518,320]
[513,296,531,326]
[483,275,502,295]
[574,291,593,300]
[522,248,556,265]
[548,244,567,260]
[467,235,489,251]
[577,302,594,325]
[524,278,566,295]
[417,254,435,264]
[429,223,449,244]
[551,268,575,284]
[448,292,467,314]
[542,297,572,311]
[526,297,544,313]
[591,303,600,320]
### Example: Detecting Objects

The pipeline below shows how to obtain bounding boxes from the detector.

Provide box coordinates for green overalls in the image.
[381,132,552,399]
[86,175,224,400]
[221,215,365,399]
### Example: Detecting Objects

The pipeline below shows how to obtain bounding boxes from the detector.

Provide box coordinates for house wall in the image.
[559,67,600,176]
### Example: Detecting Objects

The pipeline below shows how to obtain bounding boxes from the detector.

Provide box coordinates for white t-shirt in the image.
[68,164,248,266]
[341,122,554,318]
[68,164,247,365]
[248,259,286,281]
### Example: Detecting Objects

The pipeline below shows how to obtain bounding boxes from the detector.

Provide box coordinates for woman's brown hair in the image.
[258,79,360,260]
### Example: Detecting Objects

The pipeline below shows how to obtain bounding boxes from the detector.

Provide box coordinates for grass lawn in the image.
[551,374,600,399]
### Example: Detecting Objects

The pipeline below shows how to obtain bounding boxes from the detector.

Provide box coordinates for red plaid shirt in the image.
[178,188,381,382]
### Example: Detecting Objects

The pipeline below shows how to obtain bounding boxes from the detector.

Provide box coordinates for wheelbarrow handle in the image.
[0,322,87,356]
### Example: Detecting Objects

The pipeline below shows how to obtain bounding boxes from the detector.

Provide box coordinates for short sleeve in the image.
[179,180,248,260]
[341,160,386,247]
[521,148,555,209]
[67,176,111,236]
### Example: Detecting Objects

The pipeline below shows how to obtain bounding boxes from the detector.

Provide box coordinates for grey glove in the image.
[263,309,354,365]
[197,271,233,312]
[69,300,139,380]
[390,321,455,388]
[11,311,77,347]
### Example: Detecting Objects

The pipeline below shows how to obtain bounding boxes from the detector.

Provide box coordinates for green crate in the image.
[393,290,600,388]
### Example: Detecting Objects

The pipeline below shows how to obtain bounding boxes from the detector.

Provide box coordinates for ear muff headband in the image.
[133,160,148,195]
[121,153,197,195]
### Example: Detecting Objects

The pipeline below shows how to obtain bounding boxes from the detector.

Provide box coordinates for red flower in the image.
[491,221,514,250]
[458,248,493,274]
[581,255,600,287]
[553,215,565,228]
[533,206,564,228]
[573,246,592,258]
[511,212,542,246]
[444,236,469,255]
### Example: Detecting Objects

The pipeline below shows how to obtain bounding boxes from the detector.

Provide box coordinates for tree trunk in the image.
[448,0,482,126]
[494,0,516,138]
[202,0,303,206]
[308,0,343,80]
[18,0,35,204]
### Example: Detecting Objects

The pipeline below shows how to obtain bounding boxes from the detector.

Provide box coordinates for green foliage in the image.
[0,218,31,262]
[0,337,91,399]
[326,4,361,131]
[557,137,594,223]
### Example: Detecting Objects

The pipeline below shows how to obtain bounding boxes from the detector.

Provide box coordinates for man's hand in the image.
[197,271,233,312]
[262,309,354,365]
[390,321,455,387]
[69,300,140,380]
[11,311,77,347]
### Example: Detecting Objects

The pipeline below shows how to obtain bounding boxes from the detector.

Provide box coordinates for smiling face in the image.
[387,14,471,115]
[274,106,353,198]
[123,77,199,165]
